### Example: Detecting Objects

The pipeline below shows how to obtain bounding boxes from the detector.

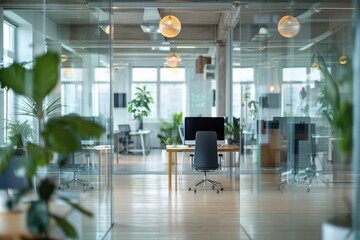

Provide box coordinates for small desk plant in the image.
[0,52,104,238]
[157,112,183,163]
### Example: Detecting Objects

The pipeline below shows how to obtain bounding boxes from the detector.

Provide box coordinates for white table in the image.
[128,130,151,156]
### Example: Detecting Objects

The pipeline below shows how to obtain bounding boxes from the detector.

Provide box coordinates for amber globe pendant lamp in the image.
[278,15,300,38]
[159,13,181,38]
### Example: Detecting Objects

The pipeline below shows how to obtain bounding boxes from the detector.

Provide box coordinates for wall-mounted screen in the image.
[114,93,127,108]
[259,93,280,108]
[184,117,225,145]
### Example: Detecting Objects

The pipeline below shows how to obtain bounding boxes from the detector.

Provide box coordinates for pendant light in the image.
[339,30,348,64]
[159,14,181,38]
[278,15,300,38]
[166,52,181,67]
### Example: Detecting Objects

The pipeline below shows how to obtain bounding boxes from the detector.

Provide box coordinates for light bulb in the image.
[166,52,181,67]
[159,15,181,38]
[312,62,319,70]
[278,15,300,38]
[339,55,348,65]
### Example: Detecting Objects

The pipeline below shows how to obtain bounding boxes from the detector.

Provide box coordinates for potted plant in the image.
[312,52,354,240]
[0,52,105,239]
[157,112,183,163]
[225,122,240,145]
[127,86,154,130]
[6,118,33,148]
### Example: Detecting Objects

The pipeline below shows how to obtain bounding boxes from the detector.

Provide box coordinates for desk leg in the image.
[98,152,101,191]
[174,153,177,191]
[328,138,332,161]
[116,133,119,164]
[168,152,172,189]
[140,134,145,156]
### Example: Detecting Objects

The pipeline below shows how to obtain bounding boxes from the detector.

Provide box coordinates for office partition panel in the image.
[234,1,355,239]
[2,1,114,238]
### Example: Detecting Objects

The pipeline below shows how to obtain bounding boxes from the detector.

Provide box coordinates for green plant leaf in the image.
[26,200,50,236]
[38,177,56,202]
[0,146,14,172]
[42,115,104,153]
[50,213,78,239]
[313,52,340,113]
[128,86,154,120]
[42,124,82,153]
[0,63,27,94]
[25,143,53,177]
[32,52,59,104]
[45,97,62,118]
[0,52,59,105]
[59,196,93,217]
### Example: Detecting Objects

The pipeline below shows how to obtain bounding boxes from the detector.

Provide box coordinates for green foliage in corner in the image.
[312,52,353,162]
[0,52,105,238]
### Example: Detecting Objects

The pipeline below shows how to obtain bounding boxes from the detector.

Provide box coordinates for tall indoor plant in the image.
[313,52,353,239]
[127,85,154,130]
[0,52,104,238]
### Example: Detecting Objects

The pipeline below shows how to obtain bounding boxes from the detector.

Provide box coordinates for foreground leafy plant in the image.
[312,52,353,162]
[0,52,104,238]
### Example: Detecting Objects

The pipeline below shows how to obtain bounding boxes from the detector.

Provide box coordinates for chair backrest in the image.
[193,131,218,170]
[118,124,131,137]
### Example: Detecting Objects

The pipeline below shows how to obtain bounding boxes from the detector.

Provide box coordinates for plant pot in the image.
[322,218,354,240]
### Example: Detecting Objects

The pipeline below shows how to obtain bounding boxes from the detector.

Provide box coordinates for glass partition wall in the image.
[235,1,355,239]
[1,1,114,239]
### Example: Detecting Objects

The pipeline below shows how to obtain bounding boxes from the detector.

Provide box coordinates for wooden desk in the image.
[166,144,240,191]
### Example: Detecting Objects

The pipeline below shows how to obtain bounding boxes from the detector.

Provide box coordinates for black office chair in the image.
[118,124,133,154]
[188,131,224,193]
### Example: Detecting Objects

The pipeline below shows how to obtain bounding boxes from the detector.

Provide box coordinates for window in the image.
[133,68,157,82]
[2,21,16,143]
[3,21,15,61]
[232,68,255,118]
[61,68,83,114]
[281,67,321,117]
[233,68,254,82]
[61,84,83,114]
[160,68,185,81]
[131,67,186,120]
[283,67,307,82]
[95,67,110,82]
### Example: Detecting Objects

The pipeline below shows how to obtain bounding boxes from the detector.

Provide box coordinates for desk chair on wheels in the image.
[58,153,92,192]
[277,123,328,192]
[118,124,133,154]
[188,131,224,193]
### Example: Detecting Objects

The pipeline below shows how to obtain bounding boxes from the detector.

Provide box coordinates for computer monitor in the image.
[184,117,225,145]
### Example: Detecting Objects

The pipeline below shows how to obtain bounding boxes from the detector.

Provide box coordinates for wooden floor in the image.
[78,149,352,240]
